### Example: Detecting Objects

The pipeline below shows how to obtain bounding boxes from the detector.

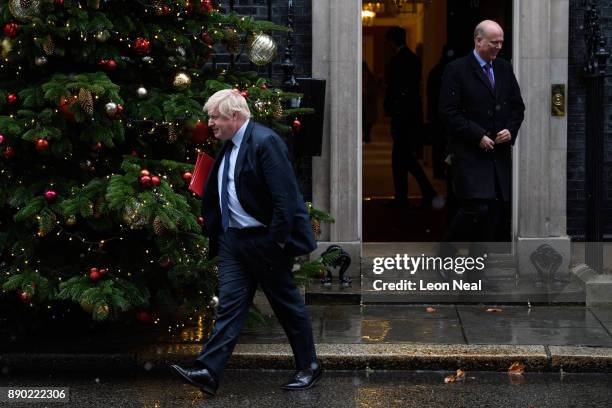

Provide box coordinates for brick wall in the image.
[567,0,612,239]
[214,0,312,83]
[215,0,313,200]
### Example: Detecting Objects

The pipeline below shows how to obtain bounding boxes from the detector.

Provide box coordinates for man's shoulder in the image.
[249,121,283,145]
[493,56,512,69]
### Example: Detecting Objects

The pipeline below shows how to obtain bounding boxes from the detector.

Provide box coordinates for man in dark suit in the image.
[439,20,525,247]
[384,26,437,207]
[171,89,321,396]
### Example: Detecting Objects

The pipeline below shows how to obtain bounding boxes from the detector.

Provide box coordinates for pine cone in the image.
[273,100,283,119]
[93,197,105,218]
[223,28,241,54]
[167,123,178,143]
[311,219,321,236]
[78,88,94,115]
[43,35,55,56]
[153,216,165,235]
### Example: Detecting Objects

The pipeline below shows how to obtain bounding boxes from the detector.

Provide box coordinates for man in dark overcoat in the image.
[439,20,525,244]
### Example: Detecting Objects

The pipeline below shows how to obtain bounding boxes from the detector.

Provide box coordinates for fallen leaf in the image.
[486,308,503,313]
[508,361,525,375]
[455,368,465,379]
[444,374,457,383]
[426,306,437,313]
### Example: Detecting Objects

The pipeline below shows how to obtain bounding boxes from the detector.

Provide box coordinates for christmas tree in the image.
[0,0,312,325]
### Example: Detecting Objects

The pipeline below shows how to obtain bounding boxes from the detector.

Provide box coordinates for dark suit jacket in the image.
[201,121,316,258]
[439,52,525,201]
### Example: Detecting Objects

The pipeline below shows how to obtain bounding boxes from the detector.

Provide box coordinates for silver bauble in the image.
[34,55,47,66]
[248,33,277,66]
[9,0,40,21]
[105,102,118,116]
[142,56,154,64]
[173,72,192,90]
[209,296,219,308]
[137,87,148,99]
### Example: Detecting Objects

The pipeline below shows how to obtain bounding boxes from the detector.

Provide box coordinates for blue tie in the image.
[220,140,233,231]
[484,63,495,88]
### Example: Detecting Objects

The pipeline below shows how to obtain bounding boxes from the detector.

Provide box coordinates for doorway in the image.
[362,0,514,243]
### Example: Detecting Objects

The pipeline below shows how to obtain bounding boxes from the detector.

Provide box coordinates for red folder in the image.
[189,152,215,197]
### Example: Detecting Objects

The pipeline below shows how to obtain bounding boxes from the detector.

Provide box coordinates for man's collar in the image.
[230,119,250,147]
[473,49,491,67]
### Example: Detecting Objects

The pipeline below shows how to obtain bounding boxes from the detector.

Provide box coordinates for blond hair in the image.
[203,89,251,119]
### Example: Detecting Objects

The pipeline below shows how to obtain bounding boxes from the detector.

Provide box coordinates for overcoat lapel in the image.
[470,53,495,97]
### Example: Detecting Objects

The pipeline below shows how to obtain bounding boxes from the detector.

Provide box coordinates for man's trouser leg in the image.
[241,229,317,370]
[196,230,256,379]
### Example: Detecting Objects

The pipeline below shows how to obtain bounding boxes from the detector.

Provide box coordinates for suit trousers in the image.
[196,227,317,379]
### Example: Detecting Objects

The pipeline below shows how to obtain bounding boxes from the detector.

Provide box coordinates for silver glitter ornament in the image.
[172,72,192,90]
[248,33,277,66]
[9,0,40,21]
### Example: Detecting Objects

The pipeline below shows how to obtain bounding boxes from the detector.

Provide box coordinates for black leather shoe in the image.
[170,364,218,396]
[281,364,322,390]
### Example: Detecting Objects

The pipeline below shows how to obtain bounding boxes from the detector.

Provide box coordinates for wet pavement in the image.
[231,304,612,347]
[3,370,612,407]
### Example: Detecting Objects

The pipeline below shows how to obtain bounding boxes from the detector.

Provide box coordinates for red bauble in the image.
[260,83,268,90]
[44,190,58,202]
[7,93,18,104]
[161,5,171,15]
[35,138,49,152]
[93,142,104,151]
[105,59,117,70]
[0,134,5,144]
[201,32,213,48]
[292,119,302,134]
[197,216,205,225]
[54,0,64,5]
[131,150,139,157]
[182,172,192,182]
[89,270,101,282]
[18,290,31,302]
[3,22,19,38]
[59,95,77,122]
[133,37,151,54]
[90,267,99,275]
[201,0,214,13]
[3,147,15,159]
[99,268,108,275]
[116,104,124,115]
[151,176,161,186]
[240,91,249,99]
[160,259,173,269]
[191,120,209,144]
[140,175,152,187]
[136,310,153,323]
[140,169,150,177]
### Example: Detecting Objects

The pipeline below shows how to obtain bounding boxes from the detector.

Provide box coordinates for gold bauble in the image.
[1,39,13,59]
[173,72,192,90]
[66,215,77,226]
[8,0,40,21]
[248,33,277,66]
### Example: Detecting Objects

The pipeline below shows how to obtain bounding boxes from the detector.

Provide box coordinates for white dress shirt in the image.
[217,119,265,229]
